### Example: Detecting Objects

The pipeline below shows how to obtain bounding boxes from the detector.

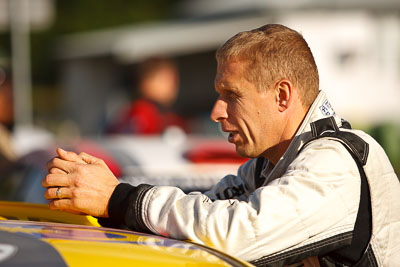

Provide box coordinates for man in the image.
[43,24,400,266]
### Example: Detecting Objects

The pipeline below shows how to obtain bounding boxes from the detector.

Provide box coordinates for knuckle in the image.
[71,188,80,198]
[46,159,54,170]
[49,168,62,174]
[76,164,87,174]
[48,158,62,169]
[53,200,61,208]
[42,174,52,186]
[73,175,85,187]
[43,190,50,199]
[70,199,79,209]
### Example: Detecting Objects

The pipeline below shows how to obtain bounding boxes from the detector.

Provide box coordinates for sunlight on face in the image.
[211,60,283,159]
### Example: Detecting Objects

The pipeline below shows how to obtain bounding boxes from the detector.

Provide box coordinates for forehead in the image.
[215,60,245,86]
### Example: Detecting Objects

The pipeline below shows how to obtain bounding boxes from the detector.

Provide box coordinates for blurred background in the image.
[0,0,399,203]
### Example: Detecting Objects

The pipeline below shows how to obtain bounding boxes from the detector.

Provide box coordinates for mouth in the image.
[227,131,239,143]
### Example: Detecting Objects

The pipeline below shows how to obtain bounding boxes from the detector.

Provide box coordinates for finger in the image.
[48,199,87,215]
[57,148,87,164]
[42,173,71,188]
[46,157,77,174]
[46,157,59,172]
[49,167,67,174]
[79,152,105,166]
[49,199,74,211]
[44,186,72,200]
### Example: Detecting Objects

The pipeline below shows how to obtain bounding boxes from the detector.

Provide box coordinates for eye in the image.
[224,90,239,100]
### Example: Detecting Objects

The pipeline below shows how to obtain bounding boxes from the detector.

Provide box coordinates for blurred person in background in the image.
[0,64,19,201]
[106,57,186,135]
[43,24,399,266]
[0,65,16,164]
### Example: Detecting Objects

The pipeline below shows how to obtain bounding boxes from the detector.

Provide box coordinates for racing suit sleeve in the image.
[106,140,361,262]
[100,159,256,229]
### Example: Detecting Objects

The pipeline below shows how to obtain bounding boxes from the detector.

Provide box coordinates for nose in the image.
[210,98,228,122]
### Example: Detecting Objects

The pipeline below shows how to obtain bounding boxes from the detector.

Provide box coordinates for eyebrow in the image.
[216,88,243,100]
[215,81,239,93]
[223,85,241,95]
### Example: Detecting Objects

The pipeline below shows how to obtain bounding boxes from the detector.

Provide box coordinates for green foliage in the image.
[54,0,183,34]
[29,0,182,83]
[367,122,400,177]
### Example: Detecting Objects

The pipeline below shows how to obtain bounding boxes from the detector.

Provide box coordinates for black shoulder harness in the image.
[251,117,377,267]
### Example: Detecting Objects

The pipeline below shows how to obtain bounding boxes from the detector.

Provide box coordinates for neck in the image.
[267,104,308,165]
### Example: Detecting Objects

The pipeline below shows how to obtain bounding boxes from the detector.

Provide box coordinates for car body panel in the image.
[0,201,99,226]
[0,201,253,267]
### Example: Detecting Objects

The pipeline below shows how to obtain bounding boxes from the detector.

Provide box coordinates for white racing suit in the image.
[103,91,400,266]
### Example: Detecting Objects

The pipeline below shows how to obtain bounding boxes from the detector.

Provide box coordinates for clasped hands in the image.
[42,148,119,217]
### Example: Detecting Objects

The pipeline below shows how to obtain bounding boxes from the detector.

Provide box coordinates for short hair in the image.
[216,24,319,107]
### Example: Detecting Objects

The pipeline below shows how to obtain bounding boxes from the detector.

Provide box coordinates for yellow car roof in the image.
[0,201,253,267]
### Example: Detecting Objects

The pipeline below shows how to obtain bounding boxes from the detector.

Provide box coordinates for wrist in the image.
[107,183,137,225]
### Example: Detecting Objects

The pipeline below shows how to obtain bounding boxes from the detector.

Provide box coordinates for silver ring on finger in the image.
[56,187,62,199]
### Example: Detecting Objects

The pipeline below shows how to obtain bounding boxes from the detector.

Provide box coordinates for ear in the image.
[274,79,293,112]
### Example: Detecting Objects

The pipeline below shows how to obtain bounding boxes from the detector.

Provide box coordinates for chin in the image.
[236,146,257,159]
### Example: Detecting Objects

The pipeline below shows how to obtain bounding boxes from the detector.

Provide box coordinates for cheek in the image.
[249,108,272,141]
[228,101,262,134]
[238,113,260,140]
[226,102,241,121]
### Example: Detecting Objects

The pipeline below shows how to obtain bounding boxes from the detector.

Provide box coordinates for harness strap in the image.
[251,117,376,266]
[308,117,372,265]
[309,117,369,166]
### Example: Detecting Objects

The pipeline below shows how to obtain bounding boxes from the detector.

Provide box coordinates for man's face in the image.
[211,60,283,159]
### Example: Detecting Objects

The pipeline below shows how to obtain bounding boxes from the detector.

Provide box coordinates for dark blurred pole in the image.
[9,0,33,127]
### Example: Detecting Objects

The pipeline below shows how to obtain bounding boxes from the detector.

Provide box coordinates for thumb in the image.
[57,148,86,164]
